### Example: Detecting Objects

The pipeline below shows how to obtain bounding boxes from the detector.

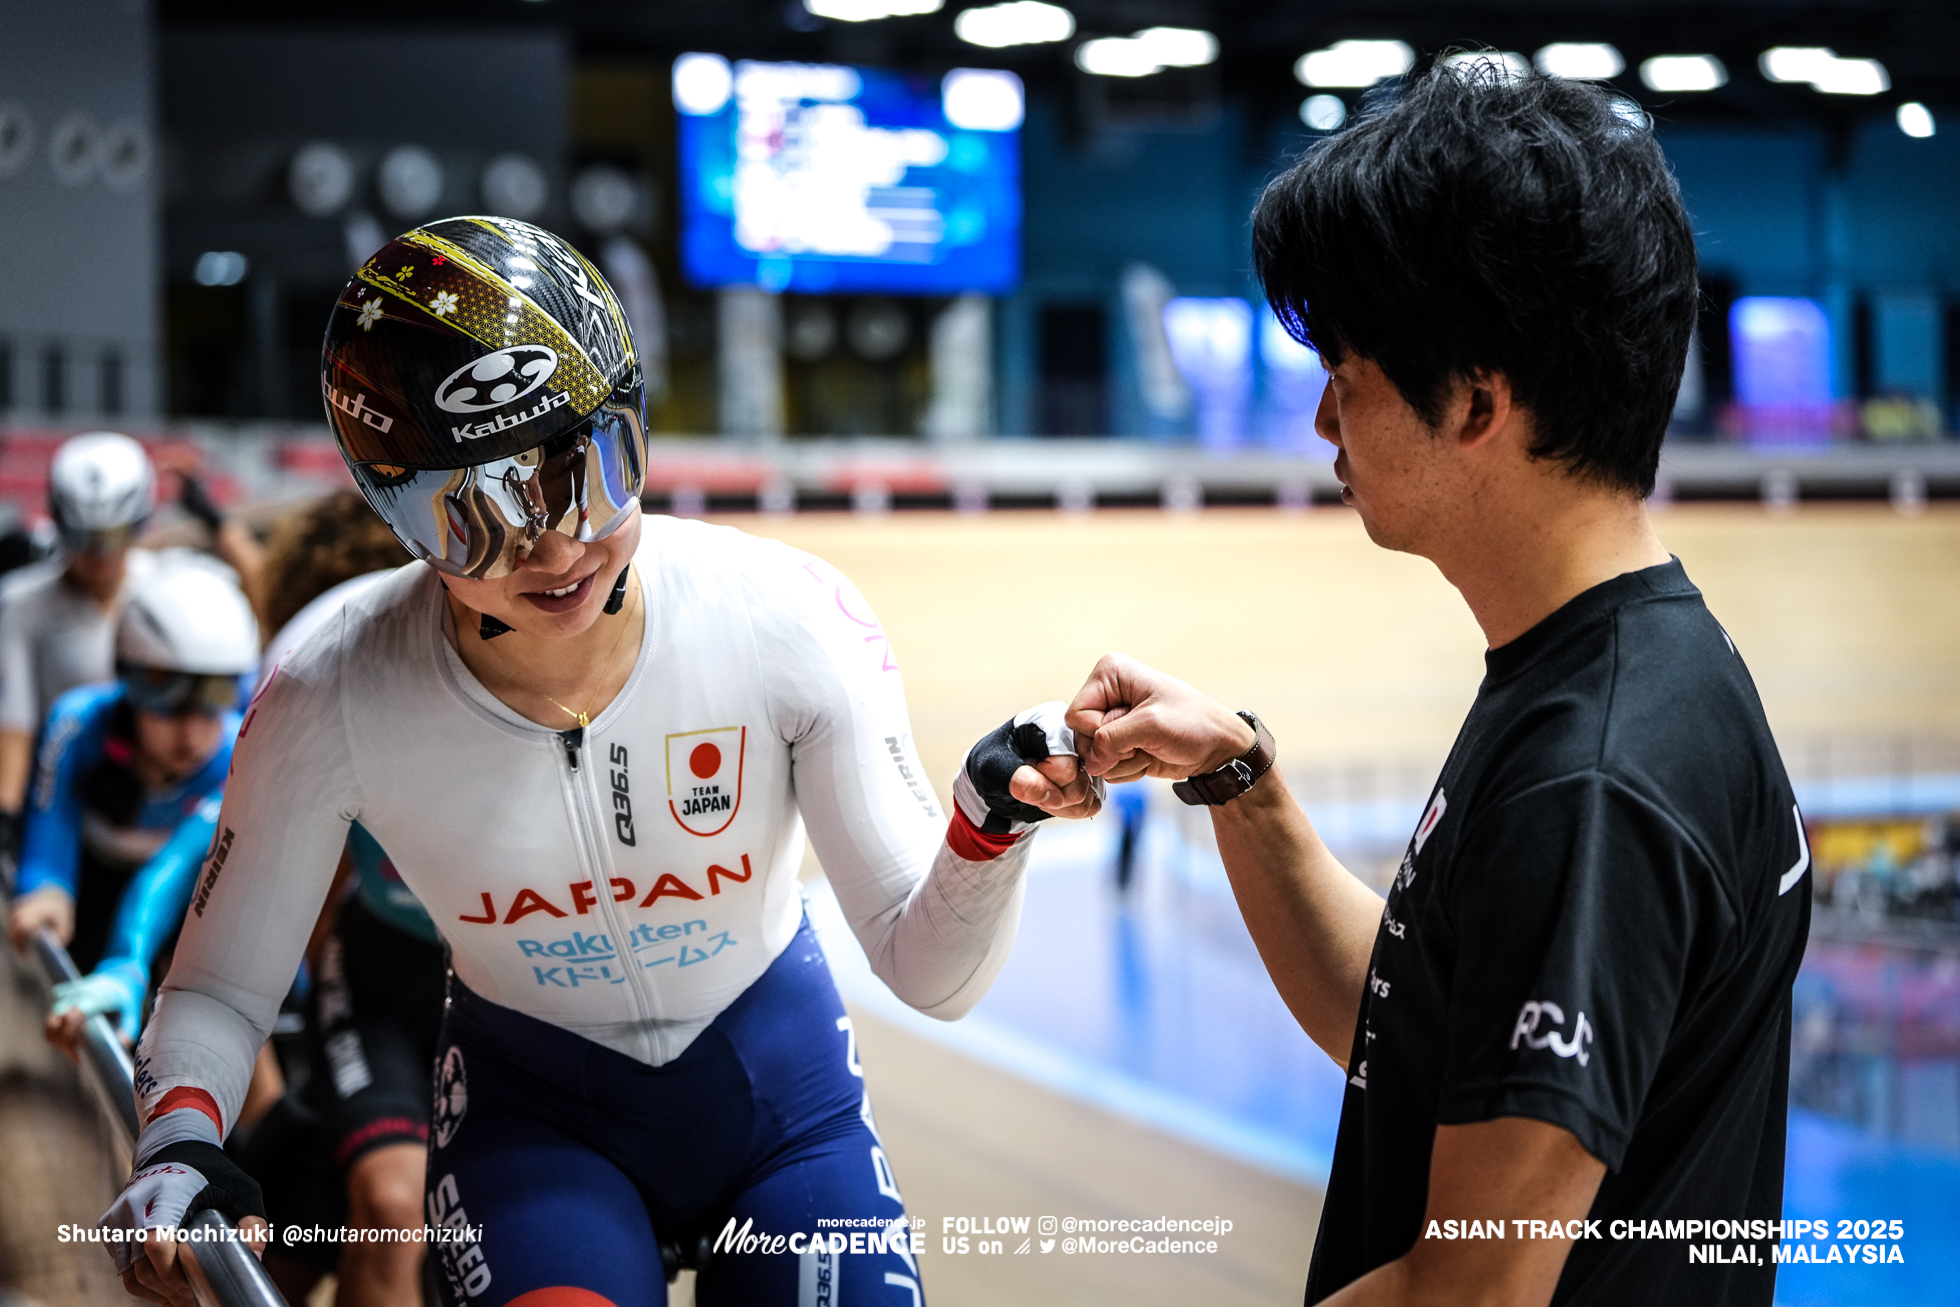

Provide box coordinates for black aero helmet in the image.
[321,216,647,580]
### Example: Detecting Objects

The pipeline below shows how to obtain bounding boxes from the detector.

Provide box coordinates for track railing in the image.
[30,928,140,1149]
[31,926,288,1307]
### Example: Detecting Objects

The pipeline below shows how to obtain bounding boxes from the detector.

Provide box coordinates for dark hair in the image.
[259,488,411,640]
[1252,60,1698,495]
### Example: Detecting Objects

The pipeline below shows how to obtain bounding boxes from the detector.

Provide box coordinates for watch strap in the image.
[1172,712,1276,806]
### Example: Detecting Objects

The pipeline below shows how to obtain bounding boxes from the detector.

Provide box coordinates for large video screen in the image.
[673,55,1022,296]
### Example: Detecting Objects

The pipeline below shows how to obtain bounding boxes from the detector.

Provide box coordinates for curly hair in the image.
[258,488,412,641]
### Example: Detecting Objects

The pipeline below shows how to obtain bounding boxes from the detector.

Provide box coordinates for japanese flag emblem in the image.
[1412,787,1447,855]
[667,726,746,836]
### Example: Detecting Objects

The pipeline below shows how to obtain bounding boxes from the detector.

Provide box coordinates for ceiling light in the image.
[942,68,1025,130]
[1076,37,1158,77]
[377,144,443,221]
[288,141,354,217]
[481,154,548,220]
[194,251,248,287]
[1760,47,1889,96]
[673,53,734,115]
[804,0,943,22]
[1759,47,1833,84]
[1534,43,1624,80]
[1810,59,1888,96]
[954,1,1073,48]
[1639,54,1727,93]
[1075,26,1217,78]
[1439,51,1530,80]
[1132,27,1217,67]
[1294,40,1414,89]
[1300,94,1346,131]
[570,165,637,233]
[1897,102,1935,138]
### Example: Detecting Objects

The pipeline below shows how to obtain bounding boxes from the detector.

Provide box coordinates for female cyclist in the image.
[101,217,1098,1307]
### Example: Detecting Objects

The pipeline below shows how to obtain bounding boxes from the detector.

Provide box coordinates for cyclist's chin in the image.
[449,573,607,642]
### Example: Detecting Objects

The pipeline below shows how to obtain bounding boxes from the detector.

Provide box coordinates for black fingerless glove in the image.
[963,716,1058,832]
[144,1141,266,1224]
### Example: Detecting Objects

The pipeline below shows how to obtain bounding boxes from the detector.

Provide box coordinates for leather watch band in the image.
[1172,711,1276,806]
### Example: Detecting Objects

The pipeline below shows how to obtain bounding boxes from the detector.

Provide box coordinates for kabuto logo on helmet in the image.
[434,345,560,415]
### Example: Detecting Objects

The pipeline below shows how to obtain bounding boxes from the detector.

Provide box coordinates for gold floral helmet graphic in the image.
[321,216,646,580]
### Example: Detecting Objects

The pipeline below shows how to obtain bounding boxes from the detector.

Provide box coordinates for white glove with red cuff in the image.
[99,1129,264,1274]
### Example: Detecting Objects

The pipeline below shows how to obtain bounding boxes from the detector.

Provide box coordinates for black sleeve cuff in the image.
[1435,1083,1628,1173]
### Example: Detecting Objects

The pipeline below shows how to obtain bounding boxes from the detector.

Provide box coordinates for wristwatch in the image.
[1172,711,1276,807]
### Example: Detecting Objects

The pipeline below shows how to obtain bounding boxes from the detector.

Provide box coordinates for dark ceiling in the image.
[159,1,1960,130]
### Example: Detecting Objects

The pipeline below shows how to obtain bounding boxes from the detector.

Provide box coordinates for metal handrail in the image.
[31,927,141,1146]
[180,1209,289,1307]
[30,927,288,1307]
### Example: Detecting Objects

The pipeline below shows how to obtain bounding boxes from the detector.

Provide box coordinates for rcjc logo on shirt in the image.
[1509,999,1593,1067]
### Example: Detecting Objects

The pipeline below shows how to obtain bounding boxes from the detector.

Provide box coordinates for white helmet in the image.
[49,431,156,552]
[116,561,259,716]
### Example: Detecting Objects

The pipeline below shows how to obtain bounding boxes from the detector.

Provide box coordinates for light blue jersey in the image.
[18,682,236,901]
[22,681,238,1037]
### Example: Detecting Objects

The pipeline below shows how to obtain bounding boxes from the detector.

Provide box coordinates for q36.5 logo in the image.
[434,346,558,414]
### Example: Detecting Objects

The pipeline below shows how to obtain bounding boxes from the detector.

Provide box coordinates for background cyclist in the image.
[0,433,160,844]
[0,433,263,861]
[8,560,256,1054]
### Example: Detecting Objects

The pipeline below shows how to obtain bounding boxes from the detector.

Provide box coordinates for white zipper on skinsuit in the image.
[556,724,666,1063]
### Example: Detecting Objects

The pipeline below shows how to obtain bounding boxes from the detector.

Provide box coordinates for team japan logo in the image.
[434,345,559,414]
[667,726,745,836]
[1413,787,1447,854]
[1395,787,1448,895]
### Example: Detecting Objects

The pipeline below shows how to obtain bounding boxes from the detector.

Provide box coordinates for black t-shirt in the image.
[1304,560,1811,1306]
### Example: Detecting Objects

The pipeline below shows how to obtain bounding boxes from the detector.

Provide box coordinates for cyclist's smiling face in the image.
[443,507,642,641]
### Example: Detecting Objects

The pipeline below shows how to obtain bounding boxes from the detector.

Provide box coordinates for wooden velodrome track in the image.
[1,502,1954,1306]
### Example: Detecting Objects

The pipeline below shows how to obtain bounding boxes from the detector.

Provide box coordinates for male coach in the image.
[1041,62,1811,1305]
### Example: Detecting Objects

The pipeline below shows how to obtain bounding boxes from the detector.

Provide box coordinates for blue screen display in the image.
[674,56,1023,296]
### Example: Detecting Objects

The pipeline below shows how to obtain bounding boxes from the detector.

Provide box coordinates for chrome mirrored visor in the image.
[352,403,645,581]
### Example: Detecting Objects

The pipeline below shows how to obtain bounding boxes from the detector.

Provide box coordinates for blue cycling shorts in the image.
[424,914,926,1307]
